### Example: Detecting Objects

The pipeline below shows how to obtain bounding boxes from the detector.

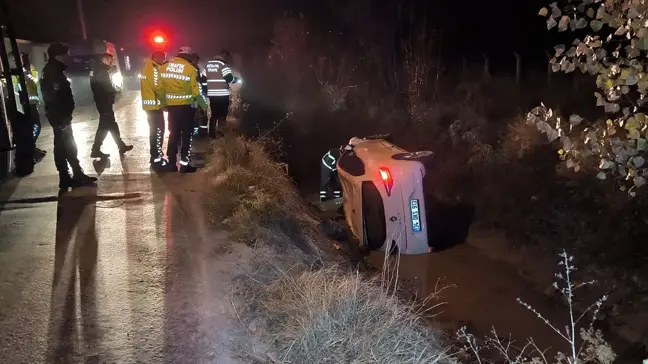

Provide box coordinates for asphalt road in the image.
[0,93,240,364]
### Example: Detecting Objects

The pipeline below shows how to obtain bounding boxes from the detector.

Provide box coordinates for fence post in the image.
[513,52,521,84]
[545,50,552,88]
[481,53,491,80]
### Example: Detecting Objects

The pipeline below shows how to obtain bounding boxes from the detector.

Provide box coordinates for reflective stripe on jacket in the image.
[140,58,165,111]
[205,59,233,97]
[160,56,208,110]
[12,70,39,105]
[322,148,340,171]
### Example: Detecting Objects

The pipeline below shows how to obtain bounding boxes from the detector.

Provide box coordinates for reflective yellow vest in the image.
[12,69,39,105]
[160,56,207,110]
[140,58,165,111]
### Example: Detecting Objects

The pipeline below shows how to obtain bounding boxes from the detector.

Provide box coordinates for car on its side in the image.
[336,136,433,255]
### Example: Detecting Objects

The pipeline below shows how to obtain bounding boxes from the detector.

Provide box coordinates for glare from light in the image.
[153,36,165,44]
[111,72,124,89]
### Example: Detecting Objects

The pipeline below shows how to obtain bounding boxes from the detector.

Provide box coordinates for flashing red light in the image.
[378,167,394,196]
[153,35,165,44]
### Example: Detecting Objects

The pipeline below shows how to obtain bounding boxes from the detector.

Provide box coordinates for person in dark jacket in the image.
[205,50,240,139]
[40,42,97,189]
[89,53,133,159]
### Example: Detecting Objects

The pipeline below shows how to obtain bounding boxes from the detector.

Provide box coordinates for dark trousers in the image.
[92,106,123,151]
[50,121,81,177]
[208,96,230,138]
[146,110,165,160]
[28,105,42,142]
[12,111,36,177]
[320,164,341,200]
[166,105,196,164]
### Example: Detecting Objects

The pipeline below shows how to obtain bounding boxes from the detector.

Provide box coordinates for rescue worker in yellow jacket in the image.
[139,50,167,167]
[160,46,208,173]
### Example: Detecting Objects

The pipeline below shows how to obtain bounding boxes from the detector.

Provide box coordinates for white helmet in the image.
[178,46,193,54]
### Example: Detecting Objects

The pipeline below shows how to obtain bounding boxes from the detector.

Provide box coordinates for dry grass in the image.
[236,248,456,364]
[203,132,306,242]
[202,132,455,363]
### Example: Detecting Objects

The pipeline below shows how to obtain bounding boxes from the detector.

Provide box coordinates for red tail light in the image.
[378,167,393,196]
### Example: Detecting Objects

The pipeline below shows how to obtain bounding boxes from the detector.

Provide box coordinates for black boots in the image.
[179,165,198,174]
[119,143,133,154]
[90,150,110,159]
[59,171,97,190]
[91,141,133,159]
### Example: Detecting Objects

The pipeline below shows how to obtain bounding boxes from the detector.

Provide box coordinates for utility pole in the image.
[76,0,87,40]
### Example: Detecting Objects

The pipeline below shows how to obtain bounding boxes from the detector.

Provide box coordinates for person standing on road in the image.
[89,53,133,159]
[8,52,45,160]
[17,53,46,155]
[40,42,97,189]
[160,46,208,173]
[205,50,239,139]
[139,50,167,168]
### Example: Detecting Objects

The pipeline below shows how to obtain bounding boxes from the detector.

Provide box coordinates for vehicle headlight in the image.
[111,72,123,88]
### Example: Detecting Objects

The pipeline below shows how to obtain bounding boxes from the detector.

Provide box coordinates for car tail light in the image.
[378,167,393,196]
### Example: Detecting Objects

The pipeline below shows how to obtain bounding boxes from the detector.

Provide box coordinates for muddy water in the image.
[367,243,635,362]
[368,245,566,354]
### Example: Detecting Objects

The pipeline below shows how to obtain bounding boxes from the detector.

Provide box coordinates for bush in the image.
[534,0,648,195]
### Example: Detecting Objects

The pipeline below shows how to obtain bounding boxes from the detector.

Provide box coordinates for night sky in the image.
[10,0,552,65]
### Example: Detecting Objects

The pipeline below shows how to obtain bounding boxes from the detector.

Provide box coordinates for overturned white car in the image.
[334,136,433,255]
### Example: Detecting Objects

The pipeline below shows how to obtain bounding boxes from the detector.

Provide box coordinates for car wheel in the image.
[392,151,434,166]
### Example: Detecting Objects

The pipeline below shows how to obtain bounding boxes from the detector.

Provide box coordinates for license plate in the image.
[410,199,422,232]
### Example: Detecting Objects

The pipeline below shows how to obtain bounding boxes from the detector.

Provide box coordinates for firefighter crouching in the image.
[160,46,208,173]
[205,50,239,139]
[139,50,167,168]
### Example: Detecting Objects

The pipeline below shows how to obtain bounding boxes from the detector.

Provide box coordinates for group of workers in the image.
[140,46,240,173]
[4,41,238,190]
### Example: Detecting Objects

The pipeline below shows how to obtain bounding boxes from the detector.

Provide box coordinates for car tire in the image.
[392,151,434,167]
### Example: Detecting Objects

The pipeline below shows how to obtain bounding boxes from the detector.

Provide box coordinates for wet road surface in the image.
[0,94,239,363]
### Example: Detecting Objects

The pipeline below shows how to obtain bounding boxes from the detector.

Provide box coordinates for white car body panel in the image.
[337,139,429,255]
